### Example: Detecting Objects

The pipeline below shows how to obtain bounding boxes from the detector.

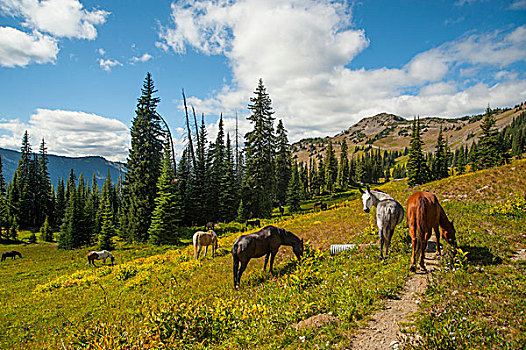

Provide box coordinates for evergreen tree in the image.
[98,196,115,251]
[121,73,164,242]
[40,216,53,242]
[241,79,276,219]
[58,187,83,250]
[407,117,429,186]
[275,120,292,206]
[37,139,52,228]
[0,155,8,238]
[287,162,302,212]
[456,146,466,175]
[85,173,101,245]
[210,115,226,221]
[219,134,239,222]
[55,178,66,229]
[324,140,338,192]
[477,105,501,169]
[337,140,349,189]
[148,144,182,245]
[432,126,449,180]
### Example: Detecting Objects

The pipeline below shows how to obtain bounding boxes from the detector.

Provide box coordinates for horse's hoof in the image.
[409,265,416,273]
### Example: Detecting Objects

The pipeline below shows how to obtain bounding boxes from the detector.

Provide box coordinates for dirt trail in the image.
[349,238,439,350]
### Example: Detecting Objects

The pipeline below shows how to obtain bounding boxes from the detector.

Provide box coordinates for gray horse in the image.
[232,225,303,288]
[360,186,405,259]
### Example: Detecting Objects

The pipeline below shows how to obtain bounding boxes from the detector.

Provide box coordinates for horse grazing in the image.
[193,230,218,259]
[407,191,457,272]
[232,225,304,288]
[1,251,22,261]
[87,250,115,267]
[360,186,405,260]
[313,201,323,211]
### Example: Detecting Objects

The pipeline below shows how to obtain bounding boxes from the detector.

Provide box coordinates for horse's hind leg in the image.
[264,253,270,271]
[269,252,277,275]
[378,227,385,260]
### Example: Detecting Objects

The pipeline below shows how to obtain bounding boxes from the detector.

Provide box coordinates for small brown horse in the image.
[1,251,22,261]
[407,191,457,272]
[193,230,218,259]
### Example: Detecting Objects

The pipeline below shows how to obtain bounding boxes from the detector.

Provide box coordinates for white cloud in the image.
[98,47,105,55]
[131,53,153,63]
[0,0,109,39]
[99,58,122,71]
[0,109,130,162]
[0,26,58,67]
[159,1,526,143]
[509,0,526,10]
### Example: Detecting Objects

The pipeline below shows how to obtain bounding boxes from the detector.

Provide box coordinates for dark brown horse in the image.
[232,225,303,288]
[407,191,457,272]
[313,201,323,211]
[1,251,22,261]
[246,219,261,228]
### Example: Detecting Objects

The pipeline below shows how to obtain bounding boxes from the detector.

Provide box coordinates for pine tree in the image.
[477,105,501,169]
[40,216,53,242]
[58,187,83,250]
[219,134,239,222]
[37,139,52,228]
[275,120,292,206]
[0,154,8,238]
[121,73,164,242]
[407,117,429,186]
[148,144,182,245]
[98,196,115,251]
[55,178,66,229]
[241,79,276,219]
[432,126,449,180]
[210,115,226,221]
[337,140,349,189]
[324,140,338,193]
[456,146,466,175]
[287,162,302,212]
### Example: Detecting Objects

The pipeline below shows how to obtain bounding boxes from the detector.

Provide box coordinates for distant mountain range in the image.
[0,147,124,188]
[292,103,525,163]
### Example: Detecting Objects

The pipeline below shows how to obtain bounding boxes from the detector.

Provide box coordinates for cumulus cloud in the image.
[0,109,130,162]
[0,0,109,39]
[99,58,122,71]
[130,53,153,63]
[158,0,526,142]
[0,26,58,67]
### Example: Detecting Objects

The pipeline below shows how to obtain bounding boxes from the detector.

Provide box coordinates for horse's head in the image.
[360,185,373,213]
[293,238,304,262]
[441,219,457,248]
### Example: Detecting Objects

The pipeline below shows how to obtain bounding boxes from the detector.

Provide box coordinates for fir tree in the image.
[40,216,53,242]
[58,188,83,250]
[432,126,449,180]
[275,120,292,206]
[219,134,239,222]
[407,117,429,186]
[287,162,302,212]
[241,79,276,219]
[324,140,338,193]
[477,105,501,169]
[98,196,115,251]
[456,146,466,175]
[55,178,66,229]
[148,144,182,245]
[121,73,164,242]
[337,140,349,189]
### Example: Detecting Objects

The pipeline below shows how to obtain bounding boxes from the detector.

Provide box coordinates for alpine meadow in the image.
[1,72,525,349]
[1,1,526,349]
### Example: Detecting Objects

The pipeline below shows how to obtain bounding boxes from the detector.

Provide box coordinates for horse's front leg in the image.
[264,253,270,271]
[204,246,208,258]
[409,226,417,272]
[434,226,442,257]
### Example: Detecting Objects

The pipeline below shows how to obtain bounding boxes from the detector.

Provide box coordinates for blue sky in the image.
[0,0,525,162]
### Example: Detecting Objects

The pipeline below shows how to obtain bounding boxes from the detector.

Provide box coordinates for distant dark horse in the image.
[232,225,304,288]
[1,251,22,261]
[313,201,327,211]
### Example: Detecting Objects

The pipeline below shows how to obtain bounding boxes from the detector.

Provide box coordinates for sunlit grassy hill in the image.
[1,160,525,349]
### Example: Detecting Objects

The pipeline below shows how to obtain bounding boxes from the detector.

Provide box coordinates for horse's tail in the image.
[414,197,428,263]
[232,242,240,287]
[193,233,199,259]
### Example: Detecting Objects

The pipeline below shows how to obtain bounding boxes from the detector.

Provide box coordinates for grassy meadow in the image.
[1,160,525,349]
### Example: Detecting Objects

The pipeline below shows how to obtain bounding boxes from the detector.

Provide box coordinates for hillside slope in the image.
[0,147,124,187]
[292,103,525,164]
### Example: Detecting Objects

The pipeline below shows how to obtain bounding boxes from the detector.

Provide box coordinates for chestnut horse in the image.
[407,191,457,272]
[193,230,218,259]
